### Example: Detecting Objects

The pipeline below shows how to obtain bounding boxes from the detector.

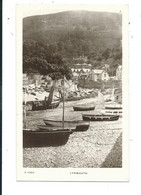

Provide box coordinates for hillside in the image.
[23,11,122,76]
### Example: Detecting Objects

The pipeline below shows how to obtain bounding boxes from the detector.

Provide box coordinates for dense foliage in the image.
[23,11,122,77]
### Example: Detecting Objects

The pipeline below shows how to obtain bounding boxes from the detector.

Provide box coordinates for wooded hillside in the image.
[23,11,122,77]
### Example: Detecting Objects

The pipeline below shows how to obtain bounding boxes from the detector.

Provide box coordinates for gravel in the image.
[23,99,122,168]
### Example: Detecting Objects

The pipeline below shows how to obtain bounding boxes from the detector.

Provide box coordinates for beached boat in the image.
[23,128,72,148]
[104,105,122,110]
[31,100,60,111]
[23,77,75,147]
[101,109,122,116]
[82,114,119,121]
[24,81,61,111]
[43,119,90,132]
[65,96,82,102]
[73,105,95,111]
[37,125,73,130]
[101,102,122,116]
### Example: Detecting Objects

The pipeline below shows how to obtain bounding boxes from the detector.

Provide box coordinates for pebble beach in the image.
[23,98,122,168]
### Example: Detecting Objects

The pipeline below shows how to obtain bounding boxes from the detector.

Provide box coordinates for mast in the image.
[46,80,55,105]
[24,87,27,129]
[62,75,65,129]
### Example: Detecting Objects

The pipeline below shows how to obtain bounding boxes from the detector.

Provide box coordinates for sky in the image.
[17,4,125,18]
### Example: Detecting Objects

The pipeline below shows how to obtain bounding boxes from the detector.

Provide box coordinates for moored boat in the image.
[73,105,95,111]
[82,114,119,121]
[23,128,72,148]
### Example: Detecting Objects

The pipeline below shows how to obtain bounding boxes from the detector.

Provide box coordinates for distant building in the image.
[71,67,91,81]
[73,55,88,62]
[91,69,109,81]
[116,65,122,80]
[71,62,92,78]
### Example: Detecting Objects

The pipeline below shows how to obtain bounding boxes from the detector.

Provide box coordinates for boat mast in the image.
[24,87,27,129]
[62,75,65,129]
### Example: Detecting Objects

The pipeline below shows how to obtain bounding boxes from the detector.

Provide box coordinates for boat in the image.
[31,99,60,111]
[97,90,105,109]
[43,119,90,132]
[23,77,74,148]
[101,109,122,116]
[65,96,82,102]
[73,105,95,111]
[24,81,61,111]
[104,105,122,110]
[82,114,119,121]
[23,128,72,148]
[43,76,90,132]
[37,125,75,131]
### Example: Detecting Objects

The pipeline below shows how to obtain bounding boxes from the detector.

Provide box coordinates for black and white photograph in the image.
[16,4,129,181]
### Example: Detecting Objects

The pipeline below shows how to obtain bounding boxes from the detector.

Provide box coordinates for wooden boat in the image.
[37,125,75,131]
[23,77,75,147]
[31,100,60,111]
[104,104,122,110]
[82,114,119,121]
[23,128,72,148]
[24,81,60,111]
[101,109,122,116]
[43,119,90,132]
[65,96,82,102]
[73,105,95,111]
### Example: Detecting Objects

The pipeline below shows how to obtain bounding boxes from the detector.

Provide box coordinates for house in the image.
[73,55,88,62]
[116,65,122,80]
[91,69,109,81]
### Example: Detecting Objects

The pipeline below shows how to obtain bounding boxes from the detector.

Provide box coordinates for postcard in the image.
[16,4,129,181]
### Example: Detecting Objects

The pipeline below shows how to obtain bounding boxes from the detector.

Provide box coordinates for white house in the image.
[71,67,91,74]
[91,69,109,81]
[116,65,122,80]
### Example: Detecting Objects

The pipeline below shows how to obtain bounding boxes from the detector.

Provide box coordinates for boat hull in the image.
[73,105,95,111]
[31,100,60,111]
[23,129,72,148]
[101,109,122,116]
[37,125,75,131]
[105,106,122,110]
[43,119,90,132]
[82,114,119,121]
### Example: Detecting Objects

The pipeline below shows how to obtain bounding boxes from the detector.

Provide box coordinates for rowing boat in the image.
[43,119,90,131]
[37,125,75,131]
[23,128,72,148]
[101,109,122,116]
[31,100,60,111]
[82,114,119,121]
[73,105,95,111]
[104,105,122,110]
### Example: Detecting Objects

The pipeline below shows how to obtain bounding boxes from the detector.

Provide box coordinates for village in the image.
[23,55,122,105]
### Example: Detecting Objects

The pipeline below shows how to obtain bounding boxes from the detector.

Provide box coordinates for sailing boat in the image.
[23,78,73,148]
[43,76,90,132]
[97,90,105,109]
[31,81,60,111]
[82,89,120,121]
[100,84,122,116]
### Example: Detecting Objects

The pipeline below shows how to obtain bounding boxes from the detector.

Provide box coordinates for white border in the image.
[16,4,129,181]
[4,0,141,194]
